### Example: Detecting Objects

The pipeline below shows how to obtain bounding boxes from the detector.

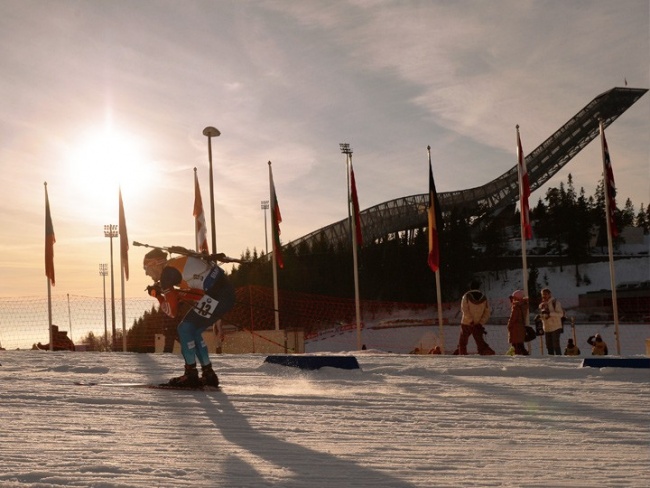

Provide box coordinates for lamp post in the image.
[202,126,221,254]
[104,224,118,350]
[261,200,269,255]
[99,263,108,349]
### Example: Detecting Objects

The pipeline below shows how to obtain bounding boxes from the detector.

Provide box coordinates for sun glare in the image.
[66,127,155,218]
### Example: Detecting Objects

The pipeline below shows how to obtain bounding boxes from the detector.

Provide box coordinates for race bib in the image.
[194,295,219,318]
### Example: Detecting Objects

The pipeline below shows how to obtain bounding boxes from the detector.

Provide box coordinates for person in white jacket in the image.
[539,288,564,355]
[454,280,495,355]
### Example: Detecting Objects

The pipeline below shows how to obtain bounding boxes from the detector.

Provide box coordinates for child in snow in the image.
[587,334,608,355]
[564,338,581,356]
[507,290,529,355]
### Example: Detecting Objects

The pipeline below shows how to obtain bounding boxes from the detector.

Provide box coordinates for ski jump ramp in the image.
[289,87,647,250]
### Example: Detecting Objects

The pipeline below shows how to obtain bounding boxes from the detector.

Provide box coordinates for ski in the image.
[73,381,219,391]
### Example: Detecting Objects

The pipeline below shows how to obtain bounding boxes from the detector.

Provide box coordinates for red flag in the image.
[118,188,129,281]
[44,183,56,286]
[193,169,209,253]
[427,157,443,272]
[601,130,619,238]
[517,127,533,240]
[350,163,364,247]
[269,162,284,268]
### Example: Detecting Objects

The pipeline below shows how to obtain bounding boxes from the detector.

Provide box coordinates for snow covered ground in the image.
[1,333,649,487]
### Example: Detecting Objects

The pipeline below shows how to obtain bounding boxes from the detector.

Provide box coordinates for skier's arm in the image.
[156,267,183,318]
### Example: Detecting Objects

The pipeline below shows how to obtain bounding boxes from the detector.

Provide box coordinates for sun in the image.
[65,126,156,217]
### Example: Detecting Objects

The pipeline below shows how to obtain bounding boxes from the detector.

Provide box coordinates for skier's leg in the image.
[177,320,199,365]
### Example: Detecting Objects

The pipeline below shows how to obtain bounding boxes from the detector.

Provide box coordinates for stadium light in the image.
[99,263,108,349]
[104,225,118,350]
[203,126,221,254]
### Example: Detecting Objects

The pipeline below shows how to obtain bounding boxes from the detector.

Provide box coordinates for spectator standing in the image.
[539,288,564,355]
[453,280,495,355]
[507,290,529,355]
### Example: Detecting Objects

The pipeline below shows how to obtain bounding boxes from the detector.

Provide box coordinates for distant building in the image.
[578,281,650,322]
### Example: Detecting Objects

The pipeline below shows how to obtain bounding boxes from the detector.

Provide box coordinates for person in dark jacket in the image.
[587,334,608,355]
[507,290,529,355]
[564,338,581,356]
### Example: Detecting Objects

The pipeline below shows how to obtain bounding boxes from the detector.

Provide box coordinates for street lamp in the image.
[261,200,269,255]
[203,126,221,254]
[99,264,108,349]
[104,224,118,350]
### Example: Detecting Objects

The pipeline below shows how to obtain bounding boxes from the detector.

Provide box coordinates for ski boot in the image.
[514,343,530,356]
[165,364,201,388]
[201,364,220,388]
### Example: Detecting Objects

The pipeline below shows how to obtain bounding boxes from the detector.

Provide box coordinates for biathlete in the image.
[143,248,235,388]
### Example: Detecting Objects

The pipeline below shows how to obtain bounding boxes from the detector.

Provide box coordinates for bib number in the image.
[194,295,218,318]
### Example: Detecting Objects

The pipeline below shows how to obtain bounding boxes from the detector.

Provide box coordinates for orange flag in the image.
[193,168,209,253]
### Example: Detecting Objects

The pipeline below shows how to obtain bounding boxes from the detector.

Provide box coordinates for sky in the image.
[1,340,649,486]
[1,0,648,299]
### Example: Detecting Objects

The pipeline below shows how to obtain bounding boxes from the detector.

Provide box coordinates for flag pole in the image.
[435,269,444,352]
[118,188,129,352]
[350,155,363,351]
[44,182,55,351]
[516,126,530,301]
[120,260,126,351]
[516,126,532,352]
[599,121,621,355]
[47,279,53,351]
[268,161,280,331]
[427,147,444,352]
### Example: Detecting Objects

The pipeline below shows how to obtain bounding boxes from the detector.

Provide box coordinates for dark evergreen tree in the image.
[636,203,648,234]
[621,198,635,228]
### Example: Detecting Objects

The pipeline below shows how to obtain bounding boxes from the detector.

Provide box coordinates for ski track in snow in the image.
[1,344,649,487]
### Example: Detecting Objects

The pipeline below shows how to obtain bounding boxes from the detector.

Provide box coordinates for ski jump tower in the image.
[290,87,647,249]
